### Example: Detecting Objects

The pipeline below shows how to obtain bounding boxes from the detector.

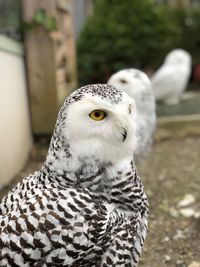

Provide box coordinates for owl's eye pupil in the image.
[95,112,101,117]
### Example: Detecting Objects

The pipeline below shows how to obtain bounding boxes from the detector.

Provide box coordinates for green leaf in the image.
[45,17,57,32]
[33,9,46,25]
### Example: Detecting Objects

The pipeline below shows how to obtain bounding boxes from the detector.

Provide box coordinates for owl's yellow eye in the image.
[89,110,106,121]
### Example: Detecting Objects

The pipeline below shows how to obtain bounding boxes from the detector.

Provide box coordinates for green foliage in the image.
[77,0,181,85]
[33,9,46,25]
[24,8,57,32]
[169,7,200,65]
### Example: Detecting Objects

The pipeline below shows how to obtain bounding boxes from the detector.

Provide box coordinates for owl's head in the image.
[164,49,191,67]
[107,68,152,102]
[52,84,137,165]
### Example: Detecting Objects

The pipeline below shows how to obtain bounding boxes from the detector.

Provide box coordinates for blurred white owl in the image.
[151,49,192,105]
[108,68,156,164]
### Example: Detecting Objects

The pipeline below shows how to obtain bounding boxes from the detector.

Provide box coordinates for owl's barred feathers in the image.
[0,84,148,267]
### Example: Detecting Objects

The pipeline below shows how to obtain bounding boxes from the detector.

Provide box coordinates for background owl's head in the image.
[53,84,137,164]
[107,69,152,103]
[164,49,191,67]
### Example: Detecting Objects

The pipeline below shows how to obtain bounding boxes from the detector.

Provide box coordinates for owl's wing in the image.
[0,186,108,266]
[0,184,147,266]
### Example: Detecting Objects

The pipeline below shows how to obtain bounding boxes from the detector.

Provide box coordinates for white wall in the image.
[0,36,32,188]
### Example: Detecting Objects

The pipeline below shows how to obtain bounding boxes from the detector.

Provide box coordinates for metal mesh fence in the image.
[0,0,22,41]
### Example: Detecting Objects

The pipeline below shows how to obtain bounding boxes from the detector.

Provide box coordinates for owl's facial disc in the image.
[89,108,128,142]
[64,92,136,162]
[89,110,129,142]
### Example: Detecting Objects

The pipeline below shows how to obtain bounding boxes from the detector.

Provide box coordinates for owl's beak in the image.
[121,128,127,142]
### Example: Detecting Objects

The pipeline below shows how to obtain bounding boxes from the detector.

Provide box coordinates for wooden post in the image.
[22,0,77,134]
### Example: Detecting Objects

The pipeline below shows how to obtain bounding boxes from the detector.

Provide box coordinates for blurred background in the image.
[0,0,199,266]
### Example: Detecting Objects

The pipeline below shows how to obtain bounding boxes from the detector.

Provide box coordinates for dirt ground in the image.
[138,136,200,267]
[0,135,200,267]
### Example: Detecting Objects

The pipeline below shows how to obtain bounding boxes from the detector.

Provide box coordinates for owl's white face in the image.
[108,69,151,101]
[64,92,136,163]
[165,49,191,66]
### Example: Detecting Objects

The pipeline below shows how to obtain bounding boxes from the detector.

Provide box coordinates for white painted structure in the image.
[0,35,32,188]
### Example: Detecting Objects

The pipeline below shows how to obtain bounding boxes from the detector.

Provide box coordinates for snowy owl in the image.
[108,68,156,164]
[0,84,149,267]
[151,48,192,105]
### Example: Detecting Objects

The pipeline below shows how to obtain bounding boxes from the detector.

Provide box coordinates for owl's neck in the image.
[45,134,133,183]
[44,137,145,213]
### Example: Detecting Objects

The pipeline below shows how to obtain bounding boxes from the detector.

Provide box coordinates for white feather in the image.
[108,68,156,163]
[64,93,137,166]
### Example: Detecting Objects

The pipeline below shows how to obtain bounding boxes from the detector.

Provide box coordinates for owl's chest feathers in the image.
[46,150,146,214]
[66,158,145,214]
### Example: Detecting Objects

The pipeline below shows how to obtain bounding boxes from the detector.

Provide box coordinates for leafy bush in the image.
[170,7,200,65]
[77,0,181,85]
[161,6,200,87]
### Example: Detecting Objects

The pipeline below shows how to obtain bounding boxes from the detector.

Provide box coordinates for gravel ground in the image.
[0,136,200,267]
[138,136,200,267]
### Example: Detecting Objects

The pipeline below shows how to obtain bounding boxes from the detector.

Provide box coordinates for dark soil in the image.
[0,136,200,267]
